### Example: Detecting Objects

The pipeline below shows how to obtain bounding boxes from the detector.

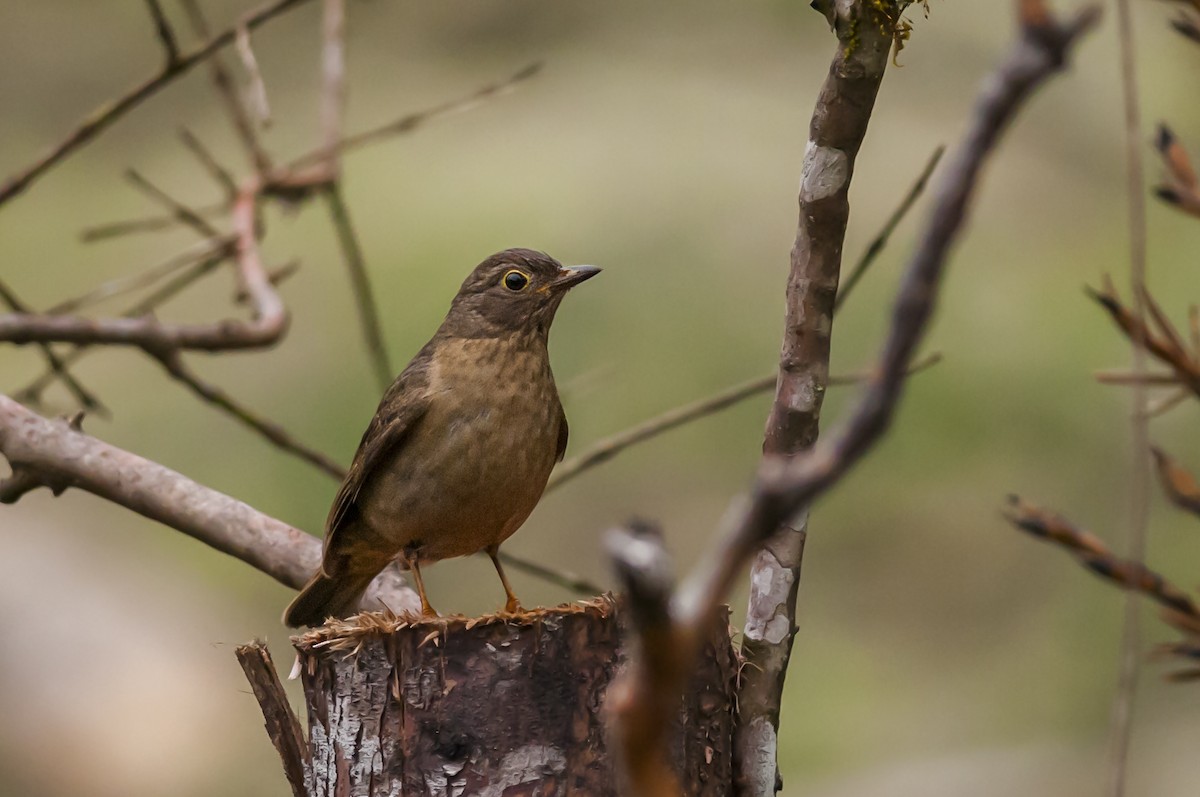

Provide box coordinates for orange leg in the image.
[402,551,438,618]
[487,546,523,614]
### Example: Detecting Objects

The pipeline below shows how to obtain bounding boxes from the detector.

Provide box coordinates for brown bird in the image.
[283,248,599,627]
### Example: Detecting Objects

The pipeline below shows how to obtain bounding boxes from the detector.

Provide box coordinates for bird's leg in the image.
[401,549,438,619]
[487,545,523,614]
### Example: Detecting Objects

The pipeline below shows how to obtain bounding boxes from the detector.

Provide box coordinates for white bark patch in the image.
[799,141,848,203]
[477,744,567,797]
[744,548,795,645]
[742,717,778,796]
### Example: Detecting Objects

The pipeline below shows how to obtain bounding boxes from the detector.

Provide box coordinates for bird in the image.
[283,248,599,627]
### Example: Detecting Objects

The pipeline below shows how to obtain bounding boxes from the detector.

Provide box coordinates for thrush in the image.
[283,248,599,627]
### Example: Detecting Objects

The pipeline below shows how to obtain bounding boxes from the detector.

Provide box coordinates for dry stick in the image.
[0,186,288,354]
[180,0,276,177]
[324,183,393,391]
[143,0,181,65]
[610,7,1098,797]
[0,0,308,207]
[0,281,106,414]
[836,145,945,310]
[547,353,942,494]
[1111,0,1151,787]
[178,128,239,199]
[235,642,309,797]
[13,249,232,405]
[0,395,419,611]
[80,201,229,242]
[153,351,346,480]
[1002,495,1200,618]
[287,62,545,173]
[735,4,896,792]
[125,168,222,238]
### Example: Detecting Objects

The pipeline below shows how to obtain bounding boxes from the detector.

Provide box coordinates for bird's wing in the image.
[322,359,432,573]
[555,402,569,462]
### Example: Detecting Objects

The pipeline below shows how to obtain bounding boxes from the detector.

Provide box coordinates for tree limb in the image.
[0,394,418,613]
[736,3,897,791]
[610,5,1099,795]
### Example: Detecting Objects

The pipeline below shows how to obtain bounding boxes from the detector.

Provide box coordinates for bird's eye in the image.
[503,270,530,291]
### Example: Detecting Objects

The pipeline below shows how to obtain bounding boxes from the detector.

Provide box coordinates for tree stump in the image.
[273,597,737,796]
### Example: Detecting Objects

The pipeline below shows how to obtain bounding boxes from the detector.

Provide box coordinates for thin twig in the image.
[547,352,941,494]
[1151,447,1200,518]
[835,144,945,313]
[125,169,222,238]
[0,0,309,207]
[144,0,181,65]
[179,128,239,199]
[0,185,288,355]
[180,0,275,176]
[1110,0,1151,787]
[153,351,346,480]
[79,202,229,242]
[324,183,392,390]
[496,551,605,596]
[0,281,106,415]
[287,62,544,172]
[1003,495,1199,617]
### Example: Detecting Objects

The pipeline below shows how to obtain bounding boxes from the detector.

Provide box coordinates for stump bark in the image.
[255,597,737,796]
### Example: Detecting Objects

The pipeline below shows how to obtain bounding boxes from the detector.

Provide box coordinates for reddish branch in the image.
[610,4,1098,795]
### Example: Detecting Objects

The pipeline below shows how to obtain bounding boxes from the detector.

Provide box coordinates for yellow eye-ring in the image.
[503,270,530,291]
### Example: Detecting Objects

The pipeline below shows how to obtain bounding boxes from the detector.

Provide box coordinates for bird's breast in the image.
[358,334,562,557]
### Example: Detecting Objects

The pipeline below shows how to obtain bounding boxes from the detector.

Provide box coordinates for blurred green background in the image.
[4,1,1200,794]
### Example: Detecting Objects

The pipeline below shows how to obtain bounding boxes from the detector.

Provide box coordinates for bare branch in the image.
[179,128,239,199]
[736,2,900,788]
[609,5,1098,795]
[496,550,605,597]
[180,0,275,176]
[153,351,346,480]
[1003,495,1199,618]
[287,62,544,172]
[835,144,945,313]
[0,185,288,355]
[125,168,222,238]
[0,0,309,207]
[323,184,392,390]
[235,642,309,797]
[79,201,229,242]
[144,0,181,65]
[547,352,941,494]
[0,280,106,415]
[0,395,417,611]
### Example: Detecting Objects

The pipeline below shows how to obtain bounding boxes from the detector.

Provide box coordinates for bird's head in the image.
[442,248,600,339]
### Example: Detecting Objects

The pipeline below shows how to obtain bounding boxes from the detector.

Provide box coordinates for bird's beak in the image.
[553,265,601,290]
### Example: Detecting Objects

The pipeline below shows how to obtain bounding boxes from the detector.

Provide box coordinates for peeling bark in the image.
[737,4,895,794]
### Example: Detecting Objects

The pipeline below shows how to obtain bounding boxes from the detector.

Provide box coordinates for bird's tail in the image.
[282,570,376,628]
